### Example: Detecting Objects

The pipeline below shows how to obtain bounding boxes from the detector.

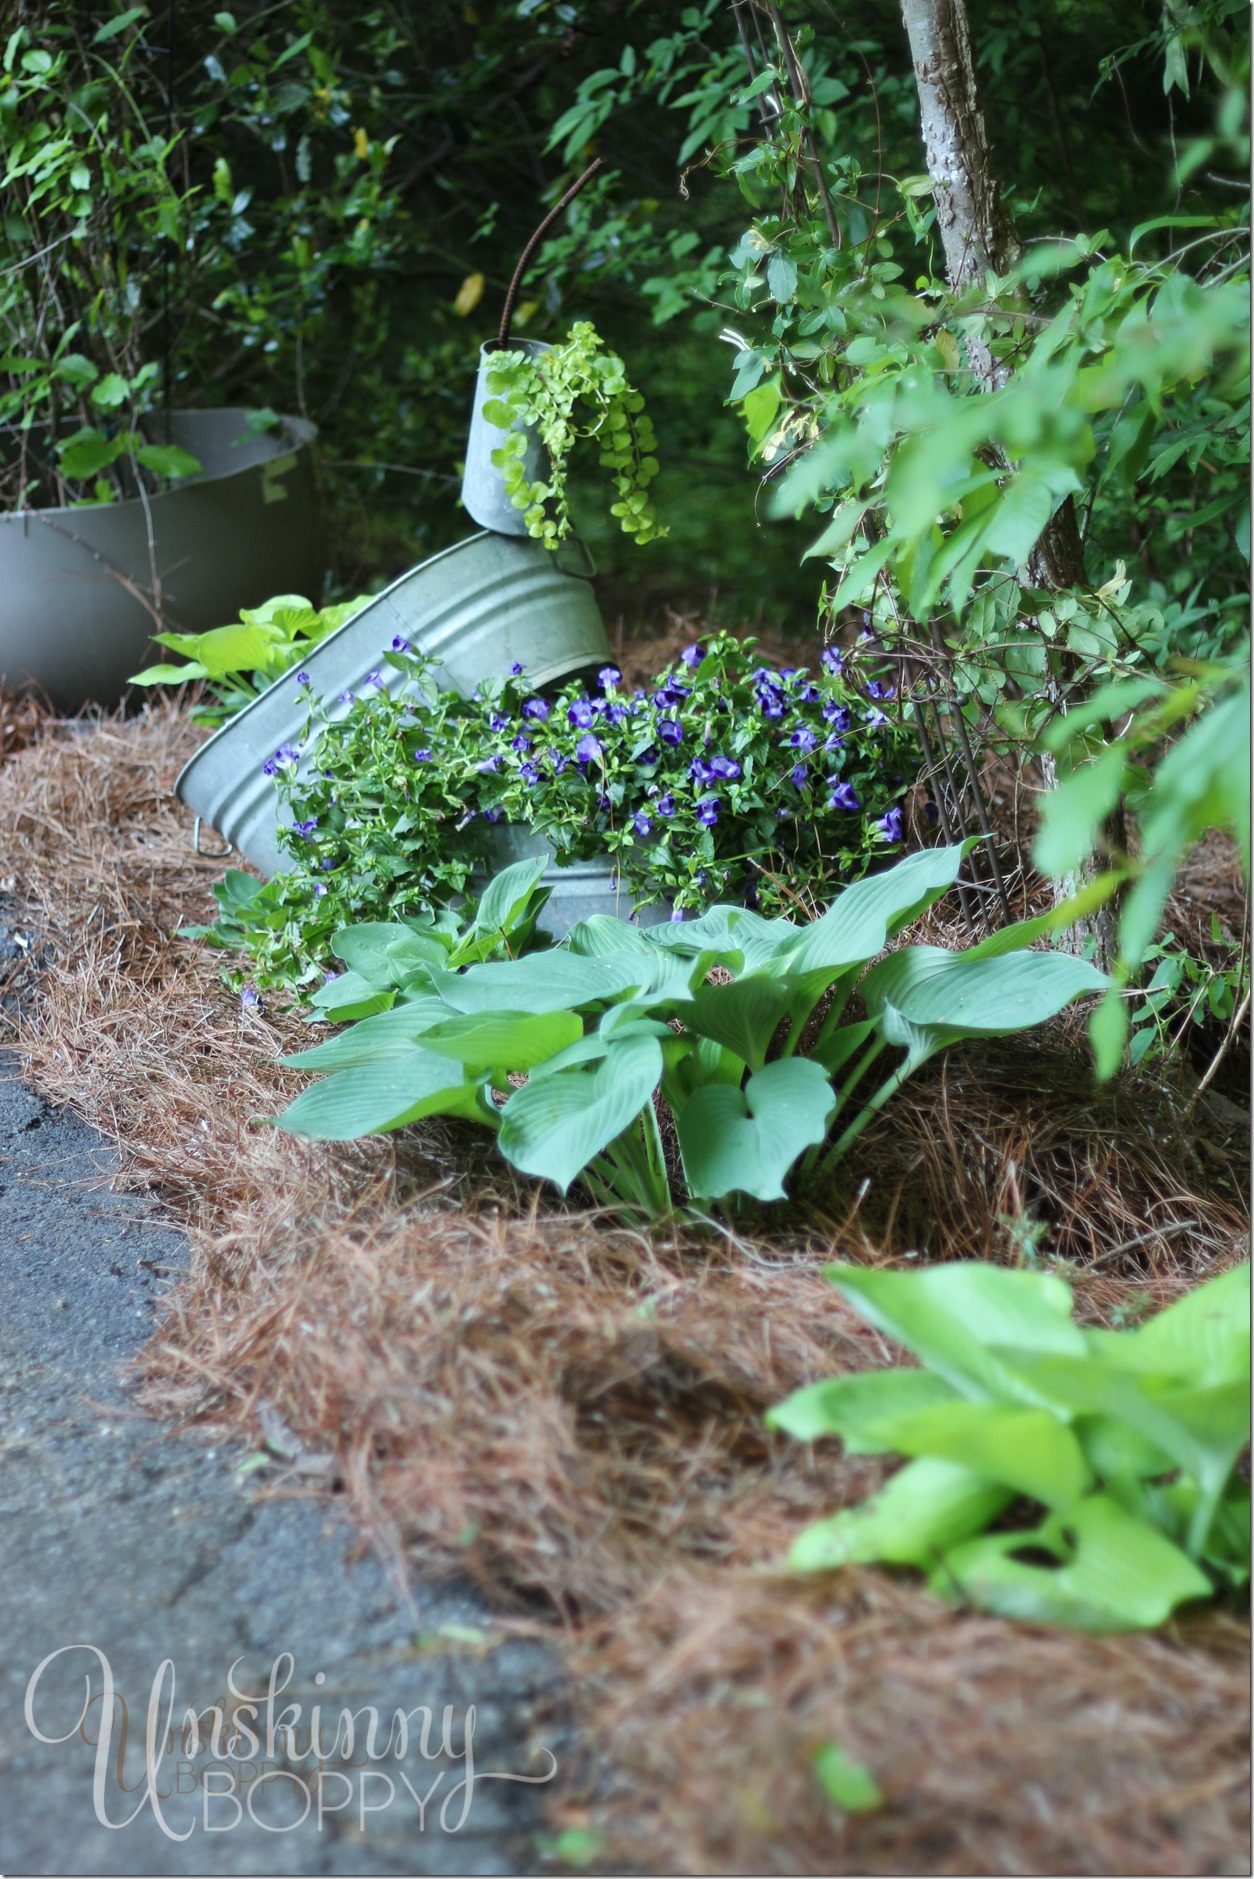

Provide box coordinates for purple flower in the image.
[864,679,896,701]
[823,702,852,731]
[511,733,532,752]
[604,701,630,725]
[707,754,741,780]
[575,732,603,765]
[790,763,809,788]
[391,636,410,652]
[865,707,889,729]
[490,712,511,733]
[519,761,541,786]
[509,661,525,675]
[320,857,335,869]
[240,986,262,1012]
[313,882,328,897]
[657,718,684,747]
[262,742,300,777]
[338,689,355,705]
[632,811,651,836]
[689,756,713,785]
[522,697,550,721]
[669,908,686,923]
[680,643,705,668]
[829,781,862,812]
[477,754,502,773]
[292,818,318,838]
[295,669,310,686]
[323,968,341,984]
[368,669,385,689]
[652,686,678,711]
[793,680,820,703]
[549,748,569,775]
[821,647,845,674]
[598,665,622,692]
[482,806,504,823]
[696,795,721,826]
[656,793,676,816]
[567,698,596,730]
[756,688,786,720]
[824,733,846,754]
[876,806,905,841]
[635,745,660,768]
[789,726,818,752]
[413,747,432,762]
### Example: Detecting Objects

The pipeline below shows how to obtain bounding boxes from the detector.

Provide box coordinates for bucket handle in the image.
[499,158,606,346]
[192,816,233,859]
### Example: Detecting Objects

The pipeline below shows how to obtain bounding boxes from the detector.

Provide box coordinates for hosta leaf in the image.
[687,973,793,1072]
[810,1018,876,1077]
[862,945,1109,1062]
[677,1058,835,1202]
[1094,1261,1249,1386]
[498,1034,663,1192]
[861,1401,1092,1508]
[825,1263,1086,1403]
[419,1007,583,1072]
[767,1366,960,1449]
[567,913,652,956]
[789,1458,1013,1571]
[308,970,396,1022]
[276,1049,489,1139]
[935,1492,1212,1631]
[777,843,970,980]
[429,951,644,1015]
[333,923,425,988]
[465,855,548,941]
[279,998,450,1070]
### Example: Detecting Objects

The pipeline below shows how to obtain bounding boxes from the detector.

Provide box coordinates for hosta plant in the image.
[768,1261,1250,1632]
[130,592,374,727]
[274,845,1110,1221]
[484,321,665,547]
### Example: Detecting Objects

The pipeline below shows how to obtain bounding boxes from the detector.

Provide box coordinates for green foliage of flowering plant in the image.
[129,592,375,727]
[483,321,665,547]
[273,843,1110,1222]
[768,1260,1250,1632]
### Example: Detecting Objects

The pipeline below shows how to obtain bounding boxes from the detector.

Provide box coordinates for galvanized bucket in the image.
[461,339,550,536]
[0,410,321,711]
[482,824,673,941]
[175,530,609,876]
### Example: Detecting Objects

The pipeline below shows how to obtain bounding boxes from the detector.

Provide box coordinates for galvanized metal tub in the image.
[175,529,609,876]
[0,410,321,711]
[482,824,673,941]
[461,339,550,536]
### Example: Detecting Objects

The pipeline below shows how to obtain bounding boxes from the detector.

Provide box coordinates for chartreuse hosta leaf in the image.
[861,945,1110,1065]
[497,1033,665,1193]
[276,1049,493,1140]
[773,1262,1249,1630]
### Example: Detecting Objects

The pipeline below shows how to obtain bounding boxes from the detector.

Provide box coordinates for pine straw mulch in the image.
[0,698,1249,1876]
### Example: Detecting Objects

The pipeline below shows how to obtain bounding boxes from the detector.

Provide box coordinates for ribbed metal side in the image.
[175,530,609,876]
[482,826,673,939]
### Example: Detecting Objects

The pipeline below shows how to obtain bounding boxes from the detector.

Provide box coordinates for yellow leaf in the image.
[463,4,480,20]
[453,272,485,317]
[936,330,960,374]
[353,126,369,159]
[513,299,538,329]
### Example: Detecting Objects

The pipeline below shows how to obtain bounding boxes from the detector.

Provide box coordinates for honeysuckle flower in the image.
[656,792,675,816]
[522,697,550,721]
[598,665,622,692]
[392,636,411,652]
[262,742,301,776]
[658,718,684,747]
[575,732,602,765]
[632,812,651,836]
[756,688,786,719]
[477,754,502,773]
[295,669,310,686]
[876,806,905,841]
[794,680,820,703]
[339,689,354,704]
[680,643,705,667]
[789,726,818,752]
[567,698,596,730]
[829,780,862,812]
[790,763,808,788]
[368,669,385,689]
[482,806,504,822]
[823,702,852,731]
[696,795,721,826]
[865,707,889,728]
[605,701,630,725]
[240,986,262,1011]
[509,661,525,675]
[490,712,511,732]
[519,761,541,786]
[413,747,432,762]
[313,882,328,896]
[669,908,686,922]
[864,680,895,700]
[511,733,532,752]
[690,756,713,784]
[821,646,844,674]
[549,748,569,775]
[707,754,741,779]
[292,819,317,837]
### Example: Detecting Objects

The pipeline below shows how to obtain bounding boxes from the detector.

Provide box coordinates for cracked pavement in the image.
[0,1055,562,1875]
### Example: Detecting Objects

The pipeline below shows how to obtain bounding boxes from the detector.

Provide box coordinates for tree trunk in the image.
[899,0,1121,966]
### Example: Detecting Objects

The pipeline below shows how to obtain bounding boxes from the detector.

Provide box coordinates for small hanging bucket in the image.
[461,338,551,536]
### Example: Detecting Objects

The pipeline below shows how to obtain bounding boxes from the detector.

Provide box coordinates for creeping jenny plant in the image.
[769,1261,1250,1633]
[275,847,1110,1220]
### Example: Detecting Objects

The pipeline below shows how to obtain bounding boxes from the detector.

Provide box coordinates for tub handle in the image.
[193,816,233,859]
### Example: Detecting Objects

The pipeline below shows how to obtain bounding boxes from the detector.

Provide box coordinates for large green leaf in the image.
[419,1007,583,1072]
[462,856,548,947]
[826,1263,1086,1404]
[676,1058,835,1202]
[862,945,1109,1062]
[308,970,396,1021]
[276,1048,490,1139]
[333,923,427,988]
[686,974,793,1072]
[935,1492,1212,1632]
[428,951,644,1015]
[567,913,652,956]
[767,1366,960,1449]
[1088,1262,1250,1386]
[279,998,450,1070]
[856,1400,1092,1509]
[497,1033,664,1192]
[789,1458,1013,1571]
[777,844,970,980]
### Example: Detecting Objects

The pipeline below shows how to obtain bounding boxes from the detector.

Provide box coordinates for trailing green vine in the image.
[483,321,666,547]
